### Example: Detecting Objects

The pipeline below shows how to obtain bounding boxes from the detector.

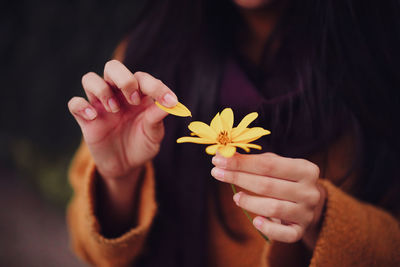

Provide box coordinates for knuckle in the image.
[119,78,137,91]
[104,59,120,70]
[229,156,240,171]
[260,180,273,196]
[155,79,165,90]
[308,189,321,206]
[98,83,111,94]
[260,156,275,175]
[81,72,96,85]
[269,201,282,217]
[135,71,152,83]
[307,162,320,178]
[154,79,168,95]
[133,71,146,80]
[229,171,239,184]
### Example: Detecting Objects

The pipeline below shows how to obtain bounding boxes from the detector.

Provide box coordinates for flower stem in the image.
[231,184,270,243]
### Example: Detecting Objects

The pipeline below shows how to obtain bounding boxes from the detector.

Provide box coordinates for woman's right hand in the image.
[68,60,177,182]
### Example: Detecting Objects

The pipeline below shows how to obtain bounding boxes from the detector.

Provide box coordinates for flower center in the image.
[217,131,230,145]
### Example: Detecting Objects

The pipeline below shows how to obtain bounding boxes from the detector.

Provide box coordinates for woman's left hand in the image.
[211,152,326,248]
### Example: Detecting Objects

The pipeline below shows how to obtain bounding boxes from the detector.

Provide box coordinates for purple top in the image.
[220,59,264,112]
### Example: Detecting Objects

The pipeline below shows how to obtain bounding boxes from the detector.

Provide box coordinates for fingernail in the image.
[211,167,224,180]
[84,108,97,120]
[253,217,263,229]
[233,192,241,204]
[212,156,227,168]
[108,97,119,113]
[163,93,178,108]
[130,91,141,105]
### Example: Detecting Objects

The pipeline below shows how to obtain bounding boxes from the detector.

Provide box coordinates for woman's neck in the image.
[237,5,283,65]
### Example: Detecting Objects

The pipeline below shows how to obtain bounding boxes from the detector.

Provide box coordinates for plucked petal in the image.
[188,121,217,140]
[155,101,192,117]
[210,112,223,133]
[218,145,236,158]
[205,144,221,155]
[233,127,271,143]
[220,108,234,132]
[231,112,258,138]
[176,137,216,144]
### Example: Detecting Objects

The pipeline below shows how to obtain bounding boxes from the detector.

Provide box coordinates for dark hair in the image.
[123,0,400,266]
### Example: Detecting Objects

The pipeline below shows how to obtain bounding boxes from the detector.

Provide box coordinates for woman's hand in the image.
[68,60,176,181]
[211,152,326,249]
[68,60,177,233]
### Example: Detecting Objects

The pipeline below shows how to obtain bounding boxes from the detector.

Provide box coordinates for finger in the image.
[142,97,168,143]
[211,167,301,202]
[133,71,178,108]
[233,192,311,225]
[212,153,320,182]
[253,216,304,243]
[103,60,140,105]
[68,97,98,125]
[82,72,120,113]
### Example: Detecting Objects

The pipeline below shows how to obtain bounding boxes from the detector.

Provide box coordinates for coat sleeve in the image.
[66,141,157,267]
[309,179,400,266]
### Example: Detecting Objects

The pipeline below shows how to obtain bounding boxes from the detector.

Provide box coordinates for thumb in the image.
[142,102,168,144]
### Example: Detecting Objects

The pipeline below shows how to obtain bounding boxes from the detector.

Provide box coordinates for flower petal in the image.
[155,101,192,117]
[205,144,221,155]
[233,127,271,143]
[233,143,262,153]
[232,128,250,137]
[176,137,216,144]
[239,136,265,144]
[234,144,250,152]
[220,108,234,132]
[188,121,217,140]
[217,145,236,158]
[231,112,258,138]
[210,112,223,133]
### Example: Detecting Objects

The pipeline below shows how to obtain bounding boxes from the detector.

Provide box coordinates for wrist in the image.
[95,165,146,237]
[100,165,144,189]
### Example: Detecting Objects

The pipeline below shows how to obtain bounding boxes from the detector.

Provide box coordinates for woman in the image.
[67,0,400,266]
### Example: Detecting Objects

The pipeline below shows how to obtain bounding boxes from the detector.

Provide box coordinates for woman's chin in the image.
[232,0,272,10]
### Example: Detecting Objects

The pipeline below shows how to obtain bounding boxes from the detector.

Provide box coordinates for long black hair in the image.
[123,0,400,266]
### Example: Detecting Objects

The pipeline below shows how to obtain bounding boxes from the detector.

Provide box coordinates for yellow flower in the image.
[177,108,270,157]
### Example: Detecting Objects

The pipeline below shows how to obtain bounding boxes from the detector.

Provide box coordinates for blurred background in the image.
[0,1,143,265]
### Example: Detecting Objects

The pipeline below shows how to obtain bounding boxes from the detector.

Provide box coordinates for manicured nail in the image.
[211,167,224,180]
[84,108,97,120]
[253,217,263,229]
[212,156,227,168]
[163,93,178,108]
[233,192,241,204]
[108,97,119,113]
[130,91,141,105]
